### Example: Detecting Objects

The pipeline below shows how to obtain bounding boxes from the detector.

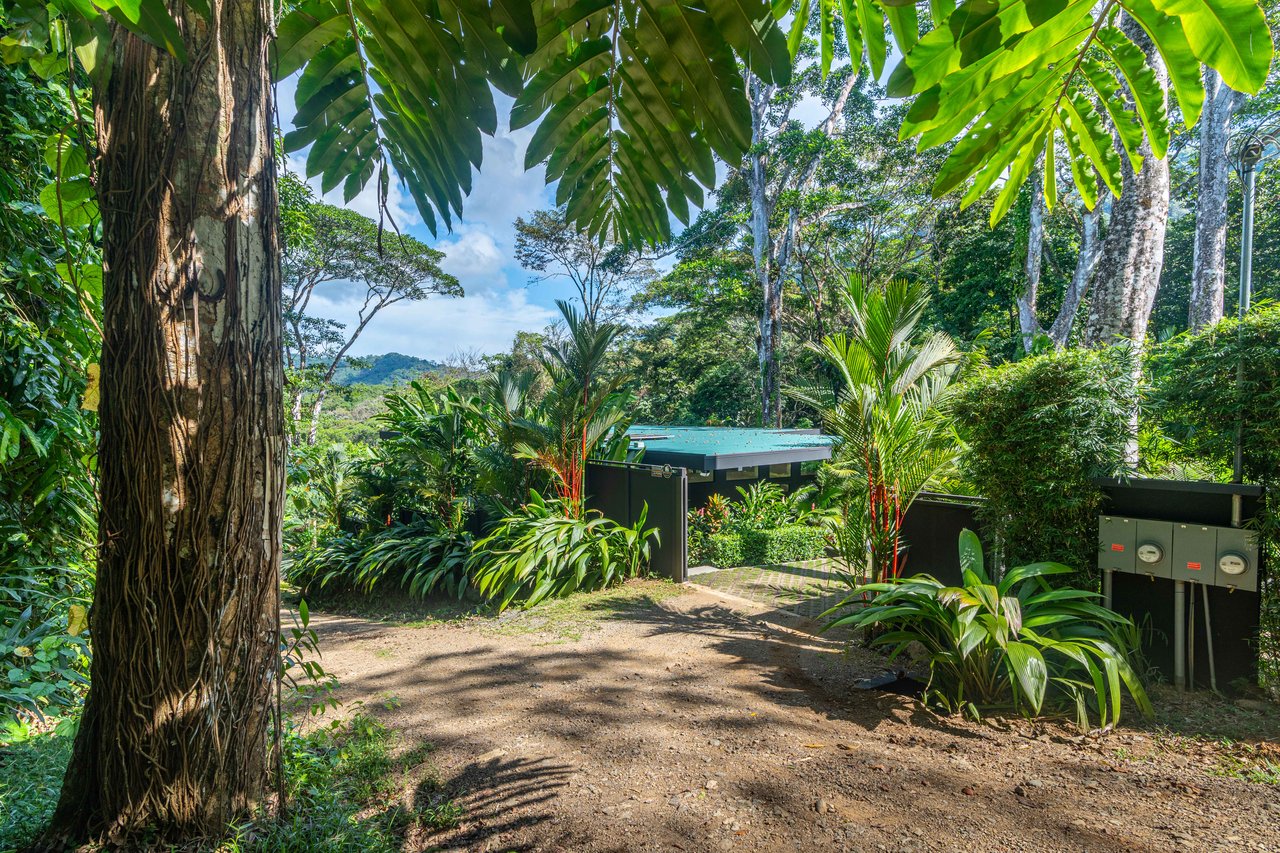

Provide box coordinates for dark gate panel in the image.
[586,461,687,583]
[898,494,983,587]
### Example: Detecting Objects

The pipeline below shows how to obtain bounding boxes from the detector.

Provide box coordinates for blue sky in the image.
[277,77,831,362]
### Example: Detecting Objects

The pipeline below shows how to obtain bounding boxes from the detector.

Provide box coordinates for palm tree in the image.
[512,301,631,514]
[790,276,962,583]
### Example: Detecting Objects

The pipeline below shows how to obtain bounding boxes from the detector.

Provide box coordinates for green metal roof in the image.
[626,424,834,471]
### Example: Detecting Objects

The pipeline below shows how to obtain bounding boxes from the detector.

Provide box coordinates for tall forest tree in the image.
[44,0,285,842]
[281,184,461,444]
[1188,69,1246,330]
[1083,20,1171,351]
[513,208,655,325]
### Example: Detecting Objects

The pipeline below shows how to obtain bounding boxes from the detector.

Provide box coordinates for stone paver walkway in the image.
[690,558,864,621]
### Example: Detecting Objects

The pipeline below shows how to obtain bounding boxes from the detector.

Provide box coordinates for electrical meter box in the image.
[1098,516,1136,573]
[1133,519,1173,579]
[1215,527,1260,593]
[1172,523,1217,585]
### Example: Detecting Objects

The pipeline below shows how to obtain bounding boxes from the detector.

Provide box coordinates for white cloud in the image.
[437,226,507,292]
[305,288,558,361]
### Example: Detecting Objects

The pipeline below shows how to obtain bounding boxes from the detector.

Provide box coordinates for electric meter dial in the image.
[1136,542,1163,564]
[1219,552,1249,576]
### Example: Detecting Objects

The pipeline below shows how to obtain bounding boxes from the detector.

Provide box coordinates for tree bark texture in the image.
[1016,169,1046,352]
[747,74,779,428]
[1188,67,1244,331]
[1083,17,1170,350]
[1047,205,1101,346]
[42,0,283,845]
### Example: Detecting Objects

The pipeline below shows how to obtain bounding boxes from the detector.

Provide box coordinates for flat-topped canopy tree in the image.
[5,0,1269,845]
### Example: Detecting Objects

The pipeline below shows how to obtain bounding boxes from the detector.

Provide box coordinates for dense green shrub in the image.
[1147,305,1280,485]
[706,531,747,567]
[689,483,831,566]
[1,64,100,722]
[470,492,658,610]
[952,345,1136,582]
[743,525,829,563]
[829,530,1151,730]
[353,519,473,599]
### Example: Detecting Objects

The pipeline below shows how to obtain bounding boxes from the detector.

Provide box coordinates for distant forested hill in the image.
[332,352,444,386]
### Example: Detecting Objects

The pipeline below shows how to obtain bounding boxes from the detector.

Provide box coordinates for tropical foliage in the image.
[688,482,831,566]
[470,491,657,610]
[789,276,963,583]
[952,345,1137,580]
[828,530,1152,730]
[269,0,1276,242]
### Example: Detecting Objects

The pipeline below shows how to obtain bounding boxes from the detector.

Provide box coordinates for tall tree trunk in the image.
[1189,68,1245,331]
[42,0,283,846]
[1016,170,1047,352]
[1047,205,1102,346]
[1082,17,1170,350]
[746,74,778,427]
[308,387,327,445]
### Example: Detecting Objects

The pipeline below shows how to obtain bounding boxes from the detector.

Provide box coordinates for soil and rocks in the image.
[306,580,1280,852]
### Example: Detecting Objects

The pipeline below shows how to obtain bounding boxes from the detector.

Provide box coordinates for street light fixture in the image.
[1230,114,1280,320]
[1226,114,1280,519]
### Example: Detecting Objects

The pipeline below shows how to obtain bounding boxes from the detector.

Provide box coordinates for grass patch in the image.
[0,713,462,852]
[0,719,74,851]
[293,577,688,643]
[479,579,688,643]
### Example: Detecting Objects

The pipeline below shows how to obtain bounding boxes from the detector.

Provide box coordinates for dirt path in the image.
[308,581,1280,852]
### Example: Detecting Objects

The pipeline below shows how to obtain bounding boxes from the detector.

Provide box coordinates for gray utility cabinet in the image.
[1098,516,1259,593]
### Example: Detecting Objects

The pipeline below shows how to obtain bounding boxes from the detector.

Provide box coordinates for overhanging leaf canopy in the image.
[26,0,1270,244]
[801,0,1271,223]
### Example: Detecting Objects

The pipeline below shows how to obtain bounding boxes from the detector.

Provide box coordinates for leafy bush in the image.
[1147,306,1280,688]
[689,483,830,566]
[284,532,366,598]
[470,491,658,610]
[952,345,1136,582]
[742,525,828,564]
[353,519,473,599]
[829,530,1151,730]
[706,531,746,567]
[1147,305,1280,483]
[1,566,91,718]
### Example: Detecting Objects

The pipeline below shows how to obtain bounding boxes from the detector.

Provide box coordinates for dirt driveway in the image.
[308,580,1280,852]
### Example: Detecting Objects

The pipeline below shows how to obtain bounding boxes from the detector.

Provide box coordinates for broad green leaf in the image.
[1079,58,1147,171]
[1004,641,1047,712]
[855,0,887,78]
[1150,0,1271,93]
[1096,24,1170,158]
[1122,0,1205,124]
[1060,91,1122,198]
[958,528,984,580]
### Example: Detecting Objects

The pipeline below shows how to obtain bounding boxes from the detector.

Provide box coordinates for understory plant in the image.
[789,276,963,584]
[951,345,1135,583]
[688,482,831,566]
[469,491,658,611]
[828,530,1151,731]
[1147,305,1280,689]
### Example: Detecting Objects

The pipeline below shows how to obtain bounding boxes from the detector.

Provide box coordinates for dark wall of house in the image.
[687,462,819,508]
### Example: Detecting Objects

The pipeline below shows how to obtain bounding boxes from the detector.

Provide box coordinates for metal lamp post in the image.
[1227,117,1280,511]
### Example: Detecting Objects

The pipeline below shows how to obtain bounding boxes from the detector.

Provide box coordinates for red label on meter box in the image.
[1187,562,1202,570]
[1110,544,1125,551]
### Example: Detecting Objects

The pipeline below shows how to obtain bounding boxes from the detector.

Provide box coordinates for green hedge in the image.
[706,525,828,567]
[952,345,1136,582]
[706,532,746,567]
